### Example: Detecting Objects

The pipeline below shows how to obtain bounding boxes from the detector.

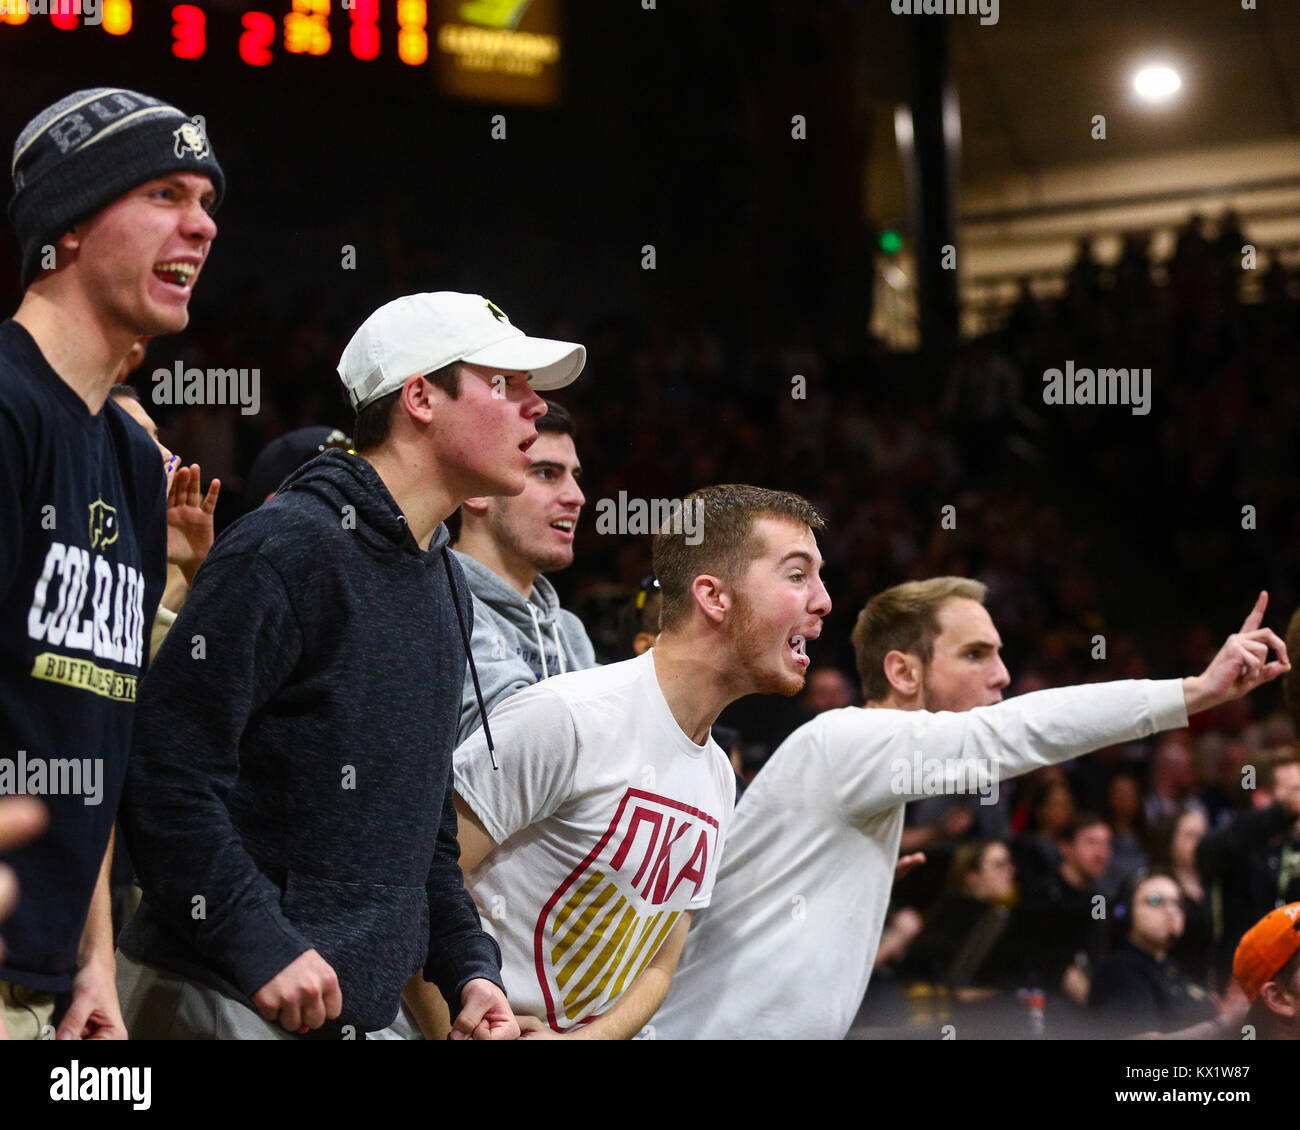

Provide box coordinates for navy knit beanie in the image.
[9,87,225,288]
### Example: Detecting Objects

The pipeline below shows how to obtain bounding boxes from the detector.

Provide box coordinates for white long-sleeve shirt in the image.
[651,679,1188,1040]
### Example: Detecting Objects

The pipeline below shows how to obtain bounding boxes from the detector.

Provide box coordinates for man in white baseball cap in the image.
[337,291,585,412]
[117,293,583,1040]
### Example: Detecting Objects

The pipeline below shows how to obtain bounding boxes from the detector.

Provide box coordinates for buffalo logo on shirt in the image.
[534,788,721,1030]
[88,499,118,551]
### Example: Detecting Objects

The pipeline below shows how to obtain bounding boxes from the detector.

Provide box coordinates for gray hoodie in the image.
[453,550,596,744]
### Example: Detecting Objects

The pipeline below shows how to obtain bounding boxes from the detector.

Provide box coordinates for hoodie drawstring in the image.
[526,602,568,678]
[443,549,498,770]
[553,622,567,675]
[527,602,549,680]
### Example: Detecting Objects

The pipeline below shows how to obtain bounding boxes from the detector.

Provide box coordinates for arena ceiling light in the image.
[1133,65,1182,102]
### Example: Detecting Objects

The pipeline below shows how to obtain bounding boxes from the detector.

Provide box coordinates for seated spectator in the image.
[1088,869,1216,1037]
[1150,806,1215,987]
[1010,775,1075,893]
[903,840,1020,991]
[1234,902,1300,1040]
[1099,772,1149,899]
[1197,749,1300,984]
[1201,738,1256,829]
[1144,732,1197,828]
[1012,812,1112,1005]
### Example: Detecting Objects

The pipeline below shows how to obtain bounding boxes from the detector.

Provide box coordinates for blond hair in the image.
[851,576,988,702]
[652,484,824,631]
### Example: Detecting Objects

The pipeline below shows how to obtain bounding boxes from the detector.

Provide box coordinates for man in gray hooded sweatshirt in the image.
[453,399,596,744]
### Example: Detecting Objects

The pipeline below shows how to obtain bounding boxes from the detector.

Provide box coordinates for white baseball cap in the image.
[337,291,586,411]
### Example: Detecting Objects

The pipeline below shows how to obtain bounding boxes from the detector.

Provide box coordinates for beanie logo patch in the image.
[173,122,209,161]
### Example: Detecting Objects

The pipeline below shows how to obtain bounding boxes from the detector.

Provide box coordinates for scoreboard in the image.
[0,1,563,104]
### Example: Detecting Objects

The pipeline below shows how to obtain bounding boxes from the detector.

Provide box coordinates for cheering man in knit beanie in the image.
[0,88,222,1039]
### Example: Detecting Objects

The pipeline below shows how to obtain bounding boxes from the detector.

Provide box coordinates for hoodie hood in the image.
[451,548,599,745]
[276,449,448,558]
[453,549,563,629]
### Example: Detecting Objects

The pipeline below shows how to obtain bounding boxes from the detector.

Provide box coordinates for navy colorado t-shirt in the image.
[0,320,165,991]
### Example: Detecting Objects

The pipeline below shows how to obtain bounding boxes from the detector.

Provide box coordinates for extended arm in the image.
[838,593,1287,821]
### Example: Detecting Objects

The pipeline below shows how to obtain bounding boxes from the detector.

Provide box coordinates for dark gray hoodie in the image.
[119,450,502,1035]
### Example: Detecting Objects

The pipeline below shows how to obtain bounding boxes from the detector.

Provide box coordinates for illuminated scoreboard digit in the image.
[0,2,563,106]
[349,0,379,62]
[284,0,329,56]
[238,11,274,65]
[171,4,203,58]
[398,0,428,66]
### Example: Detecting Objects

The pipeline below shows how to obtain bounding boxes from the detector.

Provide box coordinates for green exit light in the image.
[878,229,902,255]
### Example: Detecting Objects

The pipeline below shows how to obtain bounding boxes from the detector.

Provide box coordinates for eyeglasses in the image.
[1141,893,1184,910]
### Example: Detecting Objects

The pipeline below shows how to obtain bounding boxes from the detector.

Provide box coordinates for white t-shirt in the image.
[454,650,736,1032]
[652,678,1188,1040]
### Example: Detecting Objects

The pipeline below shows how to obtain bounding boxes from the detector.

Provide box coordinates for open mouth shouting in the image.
[153,258,200,293]
[788,626,820,670]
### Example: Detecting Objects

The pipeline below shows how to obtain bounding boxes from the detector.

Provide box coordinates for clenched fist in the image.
[253,949,342,1034]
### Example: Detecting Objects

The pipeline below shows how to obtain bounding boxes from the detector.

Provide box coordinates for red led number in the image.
[240,11,274,66]
[350,0,379,61]
[171,5,205,59]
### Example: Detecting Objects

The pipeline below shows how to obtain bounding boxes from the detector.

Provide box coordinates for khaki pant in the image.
[369,1000,424,1040]
[116,951,415,1040]
[0,980,57,1041]
[116,951,299,1040]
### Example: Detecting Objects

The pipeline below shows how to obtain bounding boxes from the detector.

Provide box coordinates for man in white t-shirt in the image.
[652,577,1289,1040]
[411,484,831,1038]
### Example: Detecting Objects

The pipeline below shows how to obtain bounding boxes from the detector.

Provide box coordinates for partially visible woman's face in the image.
[968,842,1015,903]
[1038,784,1075,834]
[1109,775,1141,822]
[1130,875,1185,953]
[1172,808,1208,869]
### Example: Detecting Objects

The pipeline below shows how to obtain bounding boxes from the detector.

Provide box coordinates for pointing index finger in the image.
[1241,590,1268,633]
